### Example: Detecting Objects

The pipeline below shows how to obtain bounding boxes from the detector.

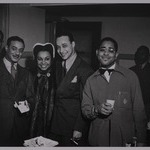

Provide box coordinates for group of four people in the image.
[0,30,147,147]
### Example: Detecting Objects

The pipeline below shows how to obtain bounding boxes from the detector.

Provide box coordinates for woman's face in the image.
[37,51,52,71]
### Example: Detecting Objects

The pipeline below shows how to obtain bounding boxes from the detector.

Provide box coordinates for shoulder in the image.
[84,70,99,83]
[18,65,28,72]
[117,65,139,80]
[18,65,32,76]
[129,65,136,70]
[78,56,93,71]
[145,63,150,70]
[77,57,94,76]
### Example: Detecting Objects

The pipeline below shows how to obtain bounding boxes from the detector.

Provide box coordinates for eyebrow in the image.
[37,56,50,58]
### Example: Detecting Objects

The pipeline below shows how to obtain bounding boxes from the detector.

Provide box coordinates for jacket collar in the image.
[94,63,126,77]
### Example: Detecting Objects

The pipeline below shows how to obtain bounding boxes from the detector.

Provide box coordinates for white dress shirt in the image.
[102,63,116,82]
[62,52,77,73]
[3,57,17,73]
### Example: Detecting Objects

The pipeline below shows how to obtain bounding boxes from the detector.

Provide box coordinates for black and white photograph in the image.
[0,0,150,148]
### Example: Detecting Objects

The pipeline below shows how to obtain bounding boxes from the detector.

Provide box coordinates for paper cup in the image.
[106,99,115,108]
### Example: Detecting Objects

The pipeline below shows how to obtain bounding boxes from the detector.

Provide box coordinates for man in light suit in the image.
[0,36,35,146]
[50,31,93,146]
[82,37,147,146]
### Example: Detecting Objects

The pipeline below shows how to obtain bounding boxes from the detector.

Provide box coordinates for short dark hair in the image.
[0,30,4,41]
[137,45,149,55]
[134,45,150,64]
[7,36,25,48]
[99,37,118,52]
[56,30,74,43]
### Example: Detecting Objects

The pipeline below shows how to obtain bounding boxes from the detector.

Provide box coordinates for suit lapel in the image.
[0,59,16,95]
[57,56,81,92]
[15,65,27,100]
[56,61,64,87]
[16,65,23,84]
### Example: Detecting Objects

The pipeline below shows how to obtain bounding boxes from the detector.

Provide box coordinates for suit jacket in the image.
[130,63,150,120]
[50,55,93,137]
[0,59,35,146]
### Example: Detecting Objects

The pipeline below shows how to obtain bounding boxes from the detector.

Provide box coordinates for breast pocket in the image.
[118,91,132,109]
[69,82,79,91]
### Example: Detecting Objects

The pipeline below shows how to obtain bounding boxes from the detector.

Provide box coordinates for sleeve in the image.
[26,72,35,114]
[131,72,147,143]
[73,67,94,132]
[81,78,98,120]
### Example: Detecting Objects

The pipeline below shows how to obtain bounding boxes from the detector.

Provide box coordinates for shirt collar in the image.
[101,63,116,70]
[94,63,125,77]
[62,52,77,71]
[3,57,17,70]
[3,57,11,68]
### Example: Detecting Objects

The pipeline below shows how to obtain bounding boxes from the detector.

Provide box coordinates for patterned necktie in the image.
[99,68,114,75]
[11,64,17,79]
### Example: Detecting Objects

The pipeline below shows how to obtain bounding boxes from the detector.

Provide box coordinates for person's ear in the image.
[5,45,8,52]
[115,52,119,59]
[96,49,99,56]
[72,41,75,49]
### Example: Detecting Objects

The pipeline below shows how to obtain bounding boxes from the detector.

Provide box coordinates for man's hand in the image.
[73,130,82,140]
[99,102,113,116]
[147,121,150,130]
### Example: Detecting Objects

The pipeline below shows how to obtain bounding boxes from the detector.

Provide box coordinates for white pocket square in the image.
[71,76,77,83]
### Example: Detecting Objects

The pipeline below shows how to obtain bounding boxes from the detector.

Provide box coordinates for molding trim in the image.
[22,51,135,61]
[118,54,134,60]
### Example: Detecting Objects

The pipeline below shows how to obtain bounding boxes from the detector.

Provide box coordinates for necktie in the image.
[99,68,114,75]
[62,60,66,77]
[11,64,17,79]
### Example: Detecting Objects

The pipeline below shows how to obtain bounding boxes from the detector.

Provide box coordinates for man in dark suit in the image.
[50,31,93,146]
[0,36,35,146]
[130,45,150,145]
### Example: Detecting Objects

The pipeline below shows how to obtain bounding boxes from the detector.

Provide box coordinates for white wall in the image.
[7,6,150,68]
[8,4,45,52]
[8,4,45,67]
[65,17,150,68]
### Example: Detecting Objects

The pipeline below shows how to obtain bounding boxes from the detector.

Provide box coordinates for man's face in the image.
[135,50,148,65]
[37,51,52,71]
[5,41,24,63]
[96,40,118,68]
[56,36,75,60]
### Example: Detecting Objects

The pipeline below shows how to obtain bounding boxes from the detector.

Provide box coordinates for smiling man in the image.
[82,37,147,146]
[0,36,35,146]
[50,31,93,146]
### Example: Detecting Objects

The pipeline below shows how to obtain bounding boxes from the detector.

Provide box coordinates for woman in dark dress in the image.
[30,43,55,138]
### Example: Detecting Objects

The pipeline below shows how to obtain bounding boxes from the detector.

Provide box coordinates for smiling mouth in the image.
[13,55,20,59]
[102,57,110,61]
[61,54,66,57]
[41,66,48,68]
